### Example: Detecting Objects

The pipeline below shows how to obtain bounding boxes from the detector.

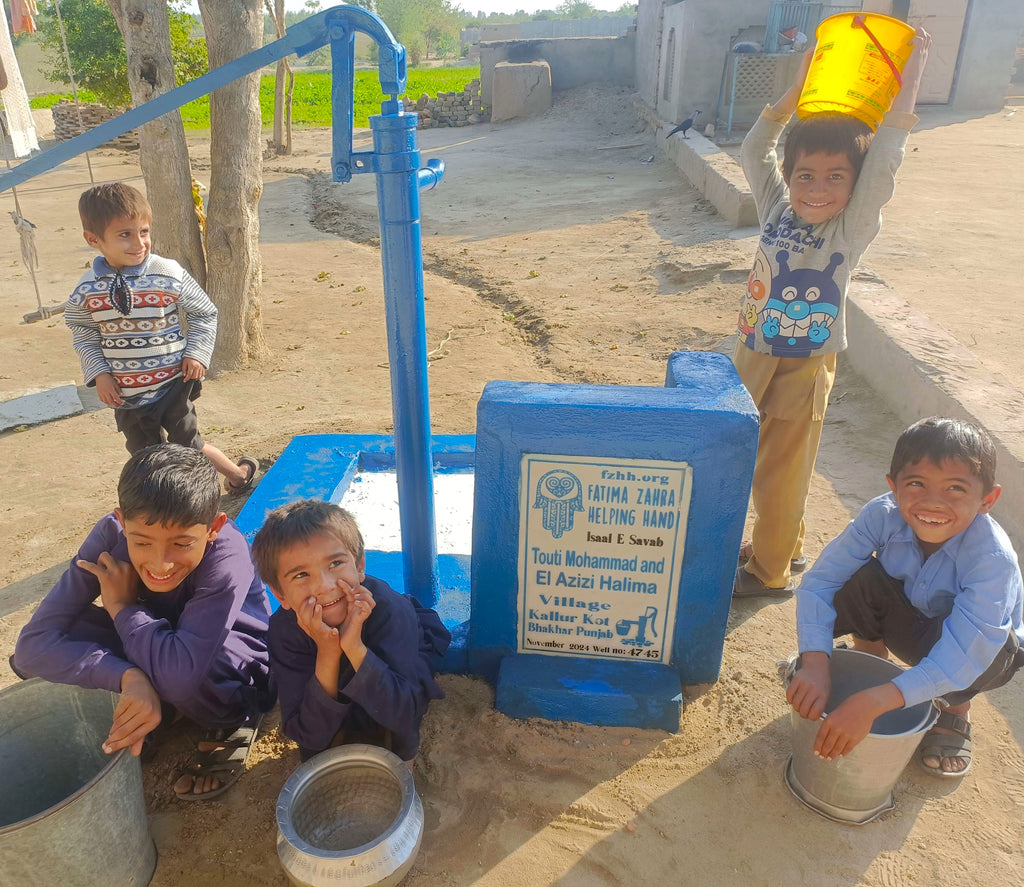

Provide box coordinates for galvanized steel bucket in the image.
[0,678,157,886]
[276,744,424,887]
[783,648,938,824]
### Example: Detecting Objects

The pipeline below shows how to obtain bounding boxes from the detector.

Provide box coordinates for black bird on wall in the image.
[666,109,701,139]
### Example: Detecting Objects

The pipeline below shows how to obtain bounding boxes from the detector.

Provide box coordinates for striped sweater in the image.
[65,253,218,409]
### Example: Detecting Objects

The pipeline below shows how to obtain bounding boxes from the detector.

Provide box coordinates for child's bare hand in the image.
[892,28,932,113]
[813,692,877,761]
[77,552,139,618]
[295,595,341,652]
[105,668,161,756]
[180,357,206,382]
[94,372,124,407]
[772,47,816,116]
[813,682,905,761]
[786,651,831,721]
[338,585,374,663]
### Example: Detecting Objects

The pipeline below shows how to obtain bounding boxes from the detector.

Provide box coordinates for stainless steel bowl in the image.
[276,744,423,887]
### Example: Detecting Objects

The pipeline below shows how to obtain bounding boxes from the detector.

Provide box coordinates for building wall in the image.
[655,0,775,127]
[950,0,1024,110]
[478,17,634,42]
[479,36,635,110]
[634,0,664,109]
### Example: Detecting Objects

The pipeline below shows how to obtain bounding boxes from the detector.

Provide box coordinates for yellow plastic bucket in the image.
[798,12,915,130]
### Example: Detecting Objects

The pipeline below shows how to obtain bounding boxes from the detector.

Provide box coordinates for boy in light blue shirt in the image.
[787,417,1023,779]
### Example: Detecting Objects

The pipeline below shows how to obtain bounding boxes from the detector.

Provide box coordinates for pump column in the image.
[370,106,440,606]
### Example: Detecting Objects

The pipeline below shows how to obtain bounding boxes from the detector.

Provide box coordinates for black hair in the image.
[117,444,221,527]
[782,112,875,182]
[889,417,997,493]
[251,499,365,589]
[79,182,152,236]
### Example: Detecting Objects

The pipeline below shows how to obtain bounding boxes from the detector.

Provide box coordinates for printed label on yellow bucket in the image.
[798,13,915,130]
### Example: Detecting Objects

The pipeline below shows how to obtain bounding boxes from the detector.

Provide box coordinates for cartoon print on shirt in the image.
[760,250,844,358]
[737,247,771,346]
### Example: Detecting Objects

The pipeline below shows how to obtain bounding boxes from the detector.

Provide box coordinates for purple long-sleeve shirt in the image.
[14,513,274,727]
[269,575,450,760]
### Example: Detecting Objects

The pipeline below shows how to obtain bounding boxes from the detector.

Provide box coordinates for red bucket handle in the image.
[852,14,904,87]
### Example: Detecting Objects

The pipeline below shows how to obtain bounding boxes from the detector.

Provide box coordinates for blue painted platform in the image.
[234,433,475,673]
[496,654,683,731]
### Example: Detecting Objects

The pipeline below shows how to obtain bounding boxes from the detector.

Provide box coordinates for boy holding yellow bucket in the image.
[732,24,931,599]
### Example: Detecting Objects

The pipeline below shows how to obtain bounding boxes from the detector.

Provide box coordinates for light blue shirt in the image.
[797,493,1023,708]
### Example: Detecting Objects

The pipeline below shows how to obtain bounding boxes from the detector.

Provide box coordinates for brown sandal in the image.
[226,456,259,494]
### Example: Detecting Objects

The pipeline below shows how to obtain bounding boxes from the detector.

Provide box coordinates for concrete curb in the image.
[635,99,756,227]
[846,278,1024,544]
[637,99,1024,546]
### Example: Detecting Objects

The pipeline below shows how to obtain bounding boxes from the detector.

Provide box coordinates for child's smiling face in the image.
[887,457,1001,555]
[116,510,226,592]
[785,150,856,224]
[84,214,152,270]
[271,531,366,628]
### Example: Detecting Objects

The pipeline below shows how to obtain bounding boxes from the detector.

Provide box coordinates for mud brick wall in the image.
[402,78,486,128]
[51,101,140,151]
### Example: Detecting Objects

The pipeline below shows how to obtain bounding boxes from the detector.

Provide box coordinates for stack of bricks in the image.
[51,100,140,151]
[402,78,486,128]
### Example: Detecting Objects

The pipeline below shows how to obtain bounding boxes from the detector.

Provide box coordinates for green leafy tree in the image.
[169,7,208,87]
[556,0,599,18]
[37,0,128,105]
[359,0,460,61]
[36,0,206,108]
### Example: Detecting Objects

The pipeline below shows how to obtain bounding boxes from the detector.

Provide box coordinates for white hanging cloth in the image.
[0,0,40,157]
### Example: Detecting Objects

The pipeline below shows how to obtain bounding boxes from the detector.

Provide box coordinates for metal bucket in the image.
[784,648,938,824]
[276,744,424,887]
[0,678,157,886]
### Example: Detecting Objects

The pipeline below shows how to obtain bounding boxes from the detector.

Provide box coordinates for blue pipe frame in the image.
[0,5,445,605]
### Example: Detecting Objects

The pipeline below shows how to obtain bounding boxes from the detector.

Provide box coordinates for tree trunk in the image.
[265,0,292,156]
[197,0,267,370]
[108,0,206,287]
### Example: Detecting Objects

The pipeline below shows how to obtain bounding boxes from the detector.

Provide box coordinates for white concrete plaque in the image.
[517,454,692,664]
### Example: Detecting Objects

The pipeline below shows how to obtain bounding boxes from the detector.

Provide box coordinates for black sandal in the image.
[173,715,263,801]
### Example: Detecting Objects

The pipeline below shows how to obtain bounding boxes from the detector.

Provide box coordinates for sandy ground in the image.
[1,87,1023,886]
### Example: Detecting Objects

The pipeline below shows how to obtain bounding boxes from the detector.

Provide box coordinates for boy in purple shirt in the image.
[787,418,1024,779]
[13,444,275,799]
[251,499,450,763]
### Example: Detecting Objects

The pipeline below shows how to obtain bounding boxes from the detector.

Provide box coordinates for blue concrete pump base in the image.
[496,653,682,731]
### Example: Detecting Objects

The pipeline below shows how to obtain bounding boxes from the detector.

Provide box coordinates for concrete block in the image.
[470,352,758,702]
[0,384,83,432]
[490,60,552,123]
[703,155,758,227]
[496,653,682,730]
[664,130,719,193]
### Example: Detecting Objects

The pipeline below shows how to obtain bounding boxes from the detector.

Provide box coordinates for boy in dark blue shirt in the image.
[13,444,275,798]
[252,499,450,762]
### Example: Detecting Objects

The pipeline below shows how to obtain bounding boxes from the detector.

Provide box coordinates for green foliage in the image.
[37,0,128,106]
[556,0,599,17]
[361,0,462,61]
[34,0,207,109]
[172,66,480,130]
[30,90,99,109]
[169,8,208,86]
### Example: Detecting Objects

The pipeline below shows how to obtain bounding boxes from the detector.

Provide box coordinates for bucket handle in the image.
[851,14,904,88]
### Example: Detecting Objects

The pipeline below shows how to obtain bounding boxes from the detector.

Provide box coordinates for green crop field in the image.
[32,67,481,130]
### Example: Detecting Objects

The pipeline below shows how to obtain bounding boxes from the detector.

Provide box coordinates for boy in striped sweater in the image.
[66,182,257,493]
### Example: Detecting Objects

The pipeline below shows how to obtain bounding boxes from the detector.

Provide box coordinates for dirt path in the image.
[1,86,1022,886]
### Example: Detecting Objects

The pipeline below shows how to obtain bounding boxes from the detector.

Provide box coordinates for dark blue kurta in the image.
[14,513,275,727]
[269,575,450,760]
